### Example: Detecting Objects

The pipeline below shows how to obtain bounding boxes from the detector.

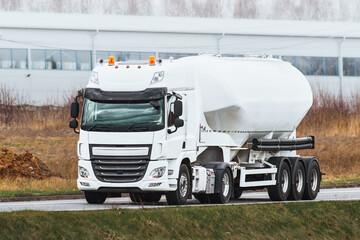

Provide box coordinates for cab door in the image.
[165,93,187,159]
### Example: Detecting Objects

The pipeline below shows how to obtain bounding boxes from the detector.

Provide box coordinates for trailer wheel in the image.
[267,161,291,201]
[303,161,320,200]
[166,164,191,205]
[84,191,107,204]
[193,194,210,204]
[288,162,305,200]
[209,168,233,204]
[142,192,162,203]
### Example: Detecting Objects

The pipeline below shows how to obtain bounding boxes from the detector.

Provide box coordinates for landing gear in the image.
[84,191,107,204]
[267,161,291,201]
[166,164,191,205]
[303,160,320,200]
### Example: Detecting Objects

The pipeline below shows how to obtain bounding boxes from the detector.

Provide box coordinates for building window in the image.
[282,56,296,66]
[310,57,324,76]
[139,52,156,61]
[0,49,12,69]
[159,52,196,59]
[77,51,91,70]
[62,50,76,70]
[45,50,61,70]
[325,57,338,76]
[295,56,310,75]
[343,58,355,76]
[31,49,46,70]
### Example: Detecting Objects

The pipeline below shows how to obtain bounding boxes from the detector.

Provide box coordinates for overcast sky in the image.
[1,0,360,21]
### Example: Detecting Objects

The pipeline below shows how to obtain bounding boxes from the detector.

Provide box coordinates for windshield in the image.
[81,98,165,132]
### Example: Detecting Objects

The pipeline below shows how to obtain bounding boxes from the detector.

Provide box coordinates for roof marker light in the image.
[126,65,130,68]
[138,65,141,69]
[108,56,115,66]
[115,65,118,69]
[149,56,156,66]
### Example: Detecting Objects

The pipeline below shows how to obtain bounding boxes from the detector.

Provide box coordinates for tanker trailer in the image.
[69,54,321,205]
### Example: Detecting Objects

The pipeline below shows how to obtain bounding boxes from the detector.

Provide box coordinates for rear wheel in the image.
[84,191,107,204]
[166,164,191,205]
[267,161,291,201]
[303,161,320,200]
[289,162,306,200]
[209,168,233,204]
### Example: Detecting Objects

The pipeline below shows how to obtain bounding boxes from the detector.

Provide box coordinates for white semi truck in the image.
[69,54,321,205]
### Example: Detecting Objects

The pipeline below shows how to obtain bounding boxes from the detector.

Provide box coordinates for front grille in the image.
[92,159,149,183]
[90,144,152,183]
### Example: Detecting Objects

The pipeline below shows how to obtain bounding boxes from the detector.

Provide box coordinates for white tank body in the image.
[174,55,313,146]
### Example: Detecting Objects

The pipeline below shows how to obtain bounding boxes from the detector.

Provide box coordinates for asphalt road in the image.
[1,187,360,212]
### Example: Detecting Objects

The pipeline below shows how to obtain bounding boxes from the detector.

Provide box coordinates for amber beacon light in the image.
[108,56,115,66]
[149,56,156,66]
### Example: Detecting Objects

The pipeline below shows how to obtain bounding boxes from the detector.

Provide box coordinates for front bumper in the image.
[77,159,176,192]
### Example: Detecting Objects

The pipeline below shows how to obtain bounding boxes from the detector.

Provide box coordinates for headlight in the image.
[79,166,90,178]
[150,166,166,178]
[150,71,164,84]
[89,71,99,84]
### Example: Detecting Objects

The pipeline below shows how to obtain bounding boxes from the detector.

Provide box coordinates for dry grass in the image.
[298,92,360,180]
[0,177,77,193]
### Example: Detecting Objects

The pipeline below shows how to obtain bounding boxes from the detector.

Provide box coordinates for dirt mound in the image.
[0,148,62,179]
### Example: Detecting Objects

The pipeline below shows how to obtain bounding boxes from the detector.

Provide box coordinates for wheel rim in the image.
[179,173,188,198]
[222,173,230,197]
[281,169,289,193]
[311,169,318,192]
[296,169,304,193]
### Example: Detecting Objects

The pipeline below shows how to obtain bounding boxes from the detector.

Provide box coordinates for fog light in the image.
[150,166,166,178]
[80,182,90,187]
[79,166,90,178]
[168,169,174,175]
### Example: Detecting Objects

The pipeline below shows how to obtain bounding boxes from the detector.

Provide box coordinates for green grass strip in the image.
[0,201,359,240]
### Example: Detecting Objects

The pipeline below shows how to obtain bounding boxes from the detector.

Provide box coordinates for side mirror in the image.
[69,119,79,129]
[71,102,79,118]
[174,118,184,128]
[174,100,183,117]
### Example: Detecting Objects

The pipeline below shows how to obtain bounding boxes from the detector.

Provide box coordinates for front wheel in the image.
[209,168,233,204]
[84,191,107,204]
[166,164,191,205]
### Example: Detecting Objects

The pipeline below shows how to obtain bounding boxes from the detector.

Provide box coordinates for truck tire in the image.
[142,192,162,203]
[166,164,191,205]
[209,168,233,204]
[303,160,320,200]
[288,161,305,200]
[267,161,291,201]
[193,194,210,204]
[84,191,107,204]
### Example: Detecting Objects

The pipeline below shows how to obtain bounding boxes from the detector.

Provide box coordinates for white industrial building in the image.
[0,12,359,104]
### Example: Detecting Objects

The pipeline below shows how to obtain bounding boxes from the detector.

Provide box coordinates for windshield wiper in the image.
[125,122,156,132]
[85,124,110,132]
